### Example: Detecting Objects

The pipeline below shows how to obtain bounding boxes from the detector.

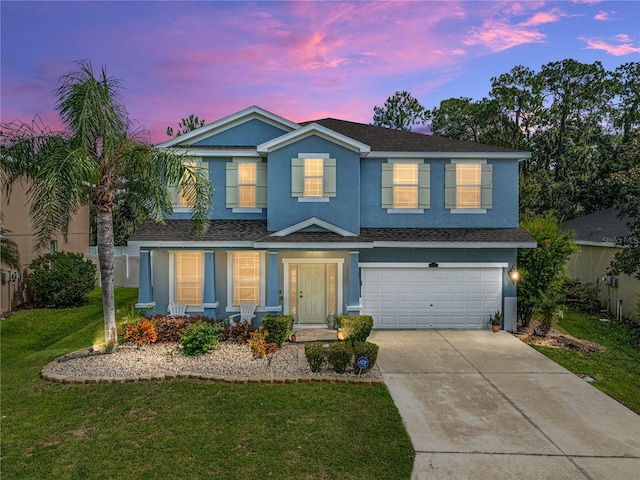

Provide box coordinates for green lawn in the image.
[1,288,414,480]
[531,310,640,414]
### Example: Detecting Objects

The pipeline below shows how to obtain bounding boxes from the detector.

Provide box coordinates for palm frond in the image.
[0,228,20,270]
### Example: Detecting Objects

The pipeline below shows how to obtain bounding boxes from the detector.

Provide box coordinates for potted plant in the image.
[490,311,502,332]
[290,330,298,343]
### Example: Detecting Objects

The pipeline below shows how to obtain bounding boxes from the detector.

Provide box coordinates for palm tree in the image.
[0,228,20,271]
[0,61,213,351]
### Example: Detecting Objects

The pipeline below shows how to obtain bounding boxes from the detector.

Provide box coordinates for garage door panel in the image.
[361,267,503,329]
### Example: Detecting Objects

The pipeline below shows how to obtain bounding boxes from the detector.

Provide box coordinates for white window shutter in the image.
[481,164,493,209]
[226,162,238,208]
[418,163,430,209]
[256,162,267,208]
[381,163,393,208]
[323,158,336,197]
[445,164,457,209]
[291,158,304,197]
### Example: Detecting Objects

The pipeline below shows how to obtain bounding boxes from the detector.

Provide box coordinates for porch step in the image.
[292,327,340,344]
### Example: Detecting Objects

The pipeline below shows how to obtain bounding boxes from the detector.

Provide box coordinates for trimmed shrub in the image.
[221,320,257,344]
[179,322,223,356]
[26,251,96,308]
[260,314,293,348]
[353,341,379,373]
[148,315,206,342]
[562,282,601,315]
[122,318,157,348]
[304,342,326,372]
[338,315,373,344]
[327,342,353,374]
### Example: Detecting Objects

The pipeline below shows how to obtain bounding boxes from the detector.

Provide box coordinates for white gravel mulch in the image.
[50,342,381,379]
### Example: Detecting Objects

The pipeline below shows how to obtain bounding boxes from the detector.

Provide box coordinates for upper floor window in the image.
[291,154,336,202]
[168,157,206,211]
[238,162,257,207]
[445,160,492,213]
[304,158,324,197]
[393,163,418,208]
[179,161,198,208]
[381,160,430,213]
[226,159,267,212]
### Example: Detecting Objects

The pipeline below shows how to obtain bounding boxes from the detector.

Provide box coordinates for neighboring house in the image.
[562,208,639,322]
[129,106,535,331]
[0,181,90,315]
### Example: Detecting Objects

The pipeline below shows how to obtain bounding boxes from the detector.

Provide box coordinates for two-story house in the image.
[129,106,535,331]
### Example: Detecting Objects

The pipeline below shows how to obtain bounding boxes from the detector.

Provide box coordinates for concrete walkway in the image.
[369,330,640,480]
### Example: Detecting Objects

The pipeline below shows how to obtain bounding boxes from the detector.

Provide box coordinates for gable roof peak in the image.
[157,106,300,148]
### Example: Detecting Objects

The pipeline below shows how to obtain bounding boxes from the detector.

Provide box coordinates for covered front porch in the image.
[135,248,362,324]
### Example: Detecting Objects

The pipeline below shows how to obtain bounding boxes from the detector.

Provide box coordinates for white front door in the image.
[298,264,326,323]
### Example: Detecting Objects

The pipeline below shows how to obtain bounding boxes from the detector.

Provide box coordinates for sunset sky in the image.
[2,1,639,143]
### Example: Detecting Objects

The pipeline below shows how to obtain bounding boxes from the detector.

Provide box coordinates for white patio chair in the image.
[167,302,188,317]
[228,302,256,326]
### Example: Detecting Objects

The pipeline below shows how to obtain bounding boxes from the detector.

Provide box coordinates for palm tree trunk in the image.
[97,209,117,351]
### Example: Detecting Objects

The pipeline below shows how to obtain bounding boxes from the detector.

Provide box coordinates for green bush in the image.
[260,314,292,348]
[353,341,379,373]
[26,251,96,308]
[338,315,373,344]
[304,342,326,372]
[327,342,353,374]
[179,322,223,356]
[563,282,601,314]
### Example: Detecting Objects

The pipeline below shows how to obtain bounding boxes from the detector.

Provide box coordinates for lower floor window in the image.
[175,251,203,305]
[233,252,261,305]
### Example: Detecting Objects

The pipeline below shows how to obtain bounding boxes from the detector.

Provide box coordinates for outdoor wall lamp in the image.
[508,267,520,283]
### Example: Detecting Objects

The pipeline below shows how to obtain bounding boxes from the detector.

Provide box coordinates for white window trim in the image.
[387,158,425,214]
[226,251,266,312]
[451,208,487,214]
[232,207,263,213]
[168,251,204,313]
[282,258,344,317]
[450,159,487,214]
[298,196,330,203]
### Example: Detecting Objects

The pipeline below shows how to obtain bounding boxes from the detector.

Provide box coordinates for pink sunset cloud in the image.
[579,34,640,56]
[594,10,614,21]
[520,7,568,26]
[2,0,639,144]
[463,19,546,52]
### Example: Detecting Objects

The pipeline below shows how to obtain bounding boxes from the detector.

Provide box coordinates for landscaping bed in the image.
[47,341,382,380]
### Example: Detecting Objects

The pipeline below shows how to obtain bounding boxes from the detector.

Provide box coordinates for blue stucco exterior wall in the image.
[266,135,361,233]
[193,118,289,147]
[360,158,519,228]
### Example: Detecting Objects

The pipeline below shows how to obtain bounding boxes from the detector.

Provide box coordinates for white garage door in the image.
[361,267,502,329]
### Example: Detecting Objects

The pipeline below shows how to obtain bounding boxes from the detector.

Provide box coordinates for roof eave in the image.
[367,151,531,160]
[257,123,371,157]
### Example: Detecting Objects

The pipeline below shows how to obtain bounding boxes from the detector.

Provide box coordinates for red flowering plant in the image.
[123,318,158,348]
[248,328,278,364]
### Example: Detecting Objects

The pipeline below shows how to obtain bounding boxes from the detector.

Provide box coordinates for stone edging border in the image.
[40,348,385,386]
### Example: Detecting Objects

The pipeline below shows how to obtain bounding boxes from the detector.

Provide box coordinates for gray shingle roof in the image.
[301,118,524,153]
[561,207,632,243]
[129,220,535,246]
[169,116,528,155]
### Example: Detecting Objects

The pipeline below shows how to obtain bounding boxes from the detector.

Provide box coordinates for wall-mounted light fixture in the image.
[508,266,520,283]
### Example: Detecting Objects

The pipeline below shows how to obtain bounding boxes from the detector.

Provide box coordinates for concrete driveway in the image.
[369,330,640,480]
